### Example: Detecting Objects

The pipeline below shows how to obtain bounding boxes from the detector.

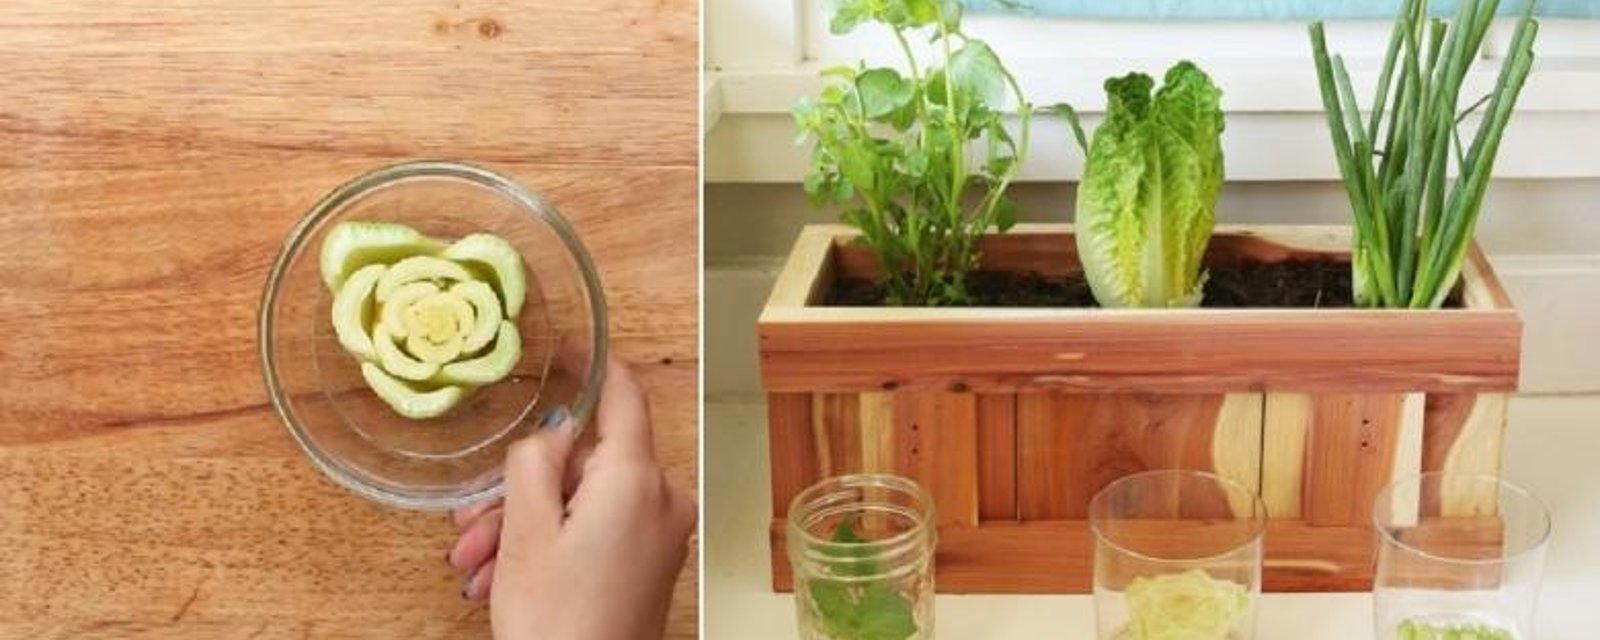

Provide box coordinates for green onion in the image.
[1310,0,1538,308]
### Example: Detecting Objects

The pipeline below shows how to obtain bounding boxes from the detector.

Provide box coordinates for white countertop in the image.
[705,396,1600,639]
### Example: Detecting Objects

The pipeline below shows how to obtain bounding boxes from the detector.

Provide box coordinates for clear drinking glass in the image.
[1090,469,1267,640]
[1373,473,1550,640]
[787,474,937,640]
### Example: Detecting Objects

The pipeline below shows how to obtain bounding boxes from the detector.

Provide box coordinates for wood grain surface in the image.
[0,2,699,638]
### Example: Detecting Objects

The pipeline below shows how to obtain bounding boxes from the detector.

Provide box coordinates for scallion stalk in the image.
[1310,0,1538,308]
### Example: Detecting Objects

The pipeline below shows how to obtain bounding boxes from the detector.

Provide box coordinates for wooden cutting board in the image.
[0,1,698,638]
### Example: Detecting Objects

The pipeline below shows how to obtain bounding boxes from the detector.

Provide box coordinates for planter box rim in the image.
[759,223,1521,394]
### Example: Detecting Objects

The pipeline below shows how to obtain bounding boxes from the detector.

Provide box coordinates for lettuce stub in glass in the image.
[319,220,528,419]
[1116,569,1250,640]
[1397,619,1515,640]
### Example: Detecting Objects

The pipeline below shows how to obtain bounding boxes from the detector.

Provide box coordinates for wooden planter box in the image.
[758,224,1520,594]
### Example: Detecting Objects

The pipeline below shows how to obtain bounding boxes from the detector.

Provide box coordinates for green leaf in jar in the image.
[807,518,919,640]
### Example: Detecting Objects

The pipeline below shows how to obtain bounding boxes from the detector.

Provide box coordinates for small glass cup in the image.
[787,474,937,640]
[1090,469,1267,640]
[1373,473,1550,640]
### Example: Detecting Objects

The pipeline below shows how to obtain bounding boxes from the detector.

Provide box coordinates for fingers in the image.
[594,356,655,463]
[462,557,497,601]
[666,478,698,543]
[500,416,580,548]
[564,442,596,499]
[451,498,502,532]
[447,508,504,571]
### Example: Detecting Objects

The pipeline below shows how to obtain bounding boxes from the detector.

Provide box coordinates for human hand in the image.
[446,357,696,640]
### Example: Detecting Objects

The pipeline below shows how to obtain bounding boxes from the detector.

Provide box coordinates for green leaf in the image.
[994,196,1018,231]
[809,581,860,637]
[838,143,878,193]
[1049,102,1089,153]
[827,0,873,34]
[821,84,848,105]
[822,64,859,82]
[902,0,942,25]
[857,68,915,119]
[855,583,919,640]
[946,40,1006,107]
[803,170,825,200]
[803,519,922,640]
[935,0,963,31]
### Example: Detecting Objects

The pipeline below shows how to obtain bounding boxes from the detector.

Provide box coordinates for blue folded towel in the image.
[968,0,1599,20]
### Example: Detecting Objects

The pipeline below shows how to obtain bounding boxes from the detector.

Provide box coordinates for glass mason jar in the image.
[1090,469,1267,640]
[1373,473,1551,640]
[787,474,937,640]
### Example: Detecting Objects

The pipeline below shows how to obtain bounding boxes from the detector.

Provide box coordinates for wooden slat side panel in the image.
[1301,394,1415,527]
[1212,393,1266,518]
[810,393,862,479]
[977,394,1018,522]
[1262,393,1311,519]
[1017,393,1236,521]
[767,393,817,520]
[892,392,980,527]
[858,392,895,476]
[1017,393,1085,520]
[1423,393,1509,516]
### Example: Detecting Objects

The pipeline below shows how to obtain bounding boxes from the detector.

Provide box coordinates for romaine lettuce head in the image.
[1076,61,1224,308]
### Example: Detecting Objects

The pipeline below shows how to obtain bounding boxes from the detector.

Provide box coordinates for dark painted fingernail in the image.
[539,406,571,430]
[444,550,453,566]
[461,583,472,600]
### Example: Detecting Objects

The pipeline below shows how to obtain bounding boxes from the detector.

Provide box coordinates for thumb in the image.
[500,409,579,548]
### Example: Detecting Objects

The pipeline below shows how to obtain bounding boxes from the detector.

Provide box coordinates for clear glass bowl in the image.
[259,160,607,510]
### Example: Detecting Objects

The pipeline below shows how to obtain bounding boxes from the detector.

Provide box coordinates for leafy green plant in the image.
[795,0,1030,306]
[1058,62,1225,308]
[805,519,918,640]
[1310,0,1538,308]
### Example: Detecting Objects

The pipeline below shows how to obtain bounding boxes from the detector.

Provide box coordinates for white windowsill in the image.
[705,57,1600,182]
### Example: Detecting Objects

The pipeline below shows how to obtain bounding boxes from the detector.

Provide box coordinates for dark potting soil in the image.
[824,260,1461,308]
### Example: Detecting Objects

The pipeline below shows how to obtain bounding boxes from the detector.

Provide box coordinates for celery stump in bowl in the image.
[320,220,526,419]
